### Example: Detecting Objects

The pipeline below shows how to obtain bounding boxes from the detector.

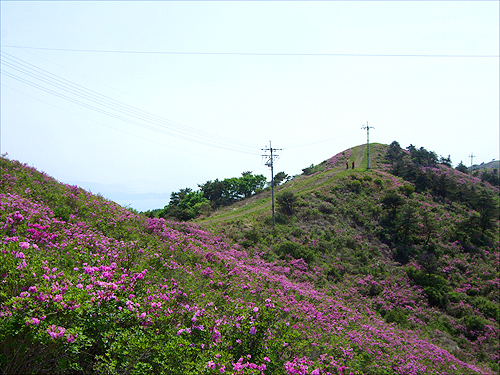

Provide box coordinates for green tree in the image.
[480,169,500,187]
[394,203,419,246]
[161,188,193,219]
[223,177,241,202]
[455,161,469,174]
[302,164,315,175]
[178,191,210,220]
[237,172,267,198]
[272,172,290,187]
[386,141,402,165]
[474,190,499,234]
[199,179,228,208]
[439,155,452,168]
[161,188,209,221]
[199,172,266,209]
[168,188,192,206]
[407,145,438,166]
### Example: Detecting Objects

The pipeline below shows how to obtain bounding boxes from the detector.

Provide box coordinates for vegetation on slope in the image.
[197,143,499,373]
[146,172,268,221]
[0,142,498,374]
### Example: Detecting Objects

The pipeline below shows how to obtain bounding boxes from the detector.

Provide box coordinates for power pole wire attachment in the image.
[361,122,375,169]
[262,141,282,227]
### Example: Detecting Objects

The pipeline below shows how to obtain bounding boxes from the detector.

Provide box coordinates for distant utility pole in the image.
[361,121,375,169]
[262,141,281,227]
[469,153,475,169]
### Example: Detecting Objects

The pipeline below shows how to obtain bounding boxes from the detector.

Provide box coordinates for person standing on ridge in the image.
[352,161,355,169]
[346,161,349,169]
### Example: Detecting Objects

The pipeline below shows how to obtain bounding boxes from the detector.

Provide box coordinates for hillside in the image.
[471,160,500,171]
[196,143,500,372]
[0,144,498,374]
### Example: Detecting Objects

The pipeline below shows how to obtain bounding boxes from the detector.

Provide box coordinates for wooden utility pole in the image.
[361,122,375,169]
[469,153,475,169]
[262,141,281,227]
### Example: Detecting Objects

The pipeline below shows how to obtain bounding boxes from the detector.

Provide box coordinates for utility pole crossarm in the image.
[361,121,375,169]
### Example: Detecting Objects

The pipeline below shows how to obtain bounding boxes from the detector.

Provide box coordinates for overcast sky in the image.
[1,1,498,211]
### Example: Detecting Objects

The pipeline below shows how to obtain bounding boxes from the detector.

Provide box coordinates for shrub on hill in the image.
[456,161,469,174]
[276,191,298,216]
[479,169,500,187]
[274,240,315,263]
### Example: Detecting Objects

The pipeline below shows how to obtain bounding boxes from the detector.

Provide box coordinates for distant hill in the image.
[471,159,500,171]
[1,144,498,374]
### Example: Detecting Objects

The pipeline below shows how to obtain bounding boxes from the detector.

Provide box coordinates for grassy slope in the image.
[197,144,386,225]
[471,160,500,171]
[0,146,498,374]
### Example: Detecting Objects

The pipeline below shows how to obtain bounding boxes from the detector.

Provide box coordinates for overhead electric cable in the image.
[373,128,390,144]
[2,82,258,169]
[1,69,260,155]
[2,53,380,158]
[0,71,259,154]
[282,130,358,149]
[1,40,249,136]
[0,51,261,154]
[2,45,498,58]
[1,51,259,151]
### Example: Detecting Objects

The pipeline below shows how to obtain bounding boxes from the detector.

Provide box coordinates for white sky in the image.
[1,1,499,211]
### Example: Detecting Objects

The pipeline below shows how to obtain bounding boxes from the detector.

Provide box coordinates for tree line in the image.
[384,141,499,258]
[147,171,291,221]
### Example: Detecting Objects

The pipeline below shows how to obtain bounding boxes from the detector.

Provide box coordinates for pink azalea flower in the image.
[66,334,76,343]
[26,317,40,325]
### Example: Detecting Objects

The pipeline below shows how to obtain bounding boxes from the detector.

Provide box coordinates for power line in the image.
[0,51,261,155]
[373,127,390,144]
[1,83,257,170]
[2,45,498,58]
[1,52,367,159]
[281,130,357,150]
[3,68,258,154]
[2,41,248,138]
[1,51,259,152]
[2,68,246,153]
